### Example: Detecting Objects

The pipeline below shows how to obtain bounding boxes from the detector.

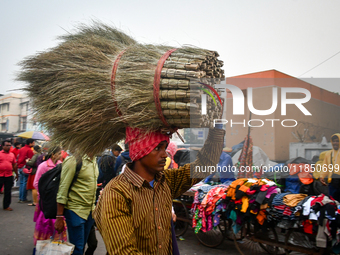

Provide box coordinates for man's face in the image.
[3,142,11,152]
[29,141,35,147]
[332,137,339,150]
[16,144,22,149]
[140,141,168,173]
[113,150,120,157]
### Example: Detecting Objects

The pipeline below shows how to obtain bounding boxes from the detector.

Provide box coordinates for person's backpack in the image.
[38,159,82,219]
[116,156,131,175]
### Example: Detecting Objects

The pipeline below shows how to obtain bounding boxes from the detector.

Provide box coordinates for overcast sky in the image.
[1,0,339,95]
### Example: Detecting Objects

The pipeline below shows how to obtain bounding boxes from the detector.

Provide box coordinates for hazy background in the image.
[1,0,339,94]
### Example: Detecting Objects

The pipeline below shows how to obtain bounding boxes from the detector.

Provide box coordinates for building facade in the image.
[0,93,31,133]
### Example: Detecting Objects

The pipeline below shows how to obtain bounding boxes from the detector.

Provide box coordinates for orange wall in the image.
[226,70,340,107]
[224,70,340,161]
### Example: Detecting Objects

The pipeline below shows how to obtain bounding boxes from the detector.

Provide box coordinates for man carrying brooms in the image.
[94,126,224,254]
[16,21,226,255]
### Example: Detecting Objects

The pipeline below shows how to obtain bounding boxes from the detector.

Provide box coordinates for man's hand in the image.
[15,174,19,182]
[54,217,65,234]
[172,212,177,223]
[319,177,327,186]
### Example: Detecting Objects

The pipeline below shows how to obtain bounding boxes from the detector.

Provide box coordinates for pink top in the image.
[33,158,62,194]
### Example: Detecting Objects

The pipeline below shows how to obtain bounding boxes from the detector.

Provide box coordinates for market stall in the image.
[189,178,339,255]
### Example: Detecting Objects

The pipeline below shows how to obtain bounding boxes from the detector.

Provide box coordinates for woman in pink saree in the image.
[33,146,67,245]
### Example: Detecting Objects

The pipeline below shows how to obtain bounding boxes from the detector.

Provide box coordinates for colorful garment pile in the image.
[288,194,340,249]
[252,190,340,250]
[266,193,307,223]
[192,184,229,234]
[225,178,280,226]
[191,178,340,251]
[192,178,280,233]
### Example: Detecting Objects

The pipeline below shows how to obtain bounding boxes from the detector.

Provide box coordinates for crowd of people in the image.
[0,131,340,254]
[0,130,200,254]
[0,138,125,254]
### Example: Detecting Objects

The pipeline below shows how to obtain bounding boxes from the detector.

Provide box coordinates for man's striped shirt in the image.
[93,128,225,254]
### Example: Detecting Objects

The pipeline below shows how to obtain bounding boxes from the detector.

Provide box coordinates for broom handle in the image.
[153,48,177,127]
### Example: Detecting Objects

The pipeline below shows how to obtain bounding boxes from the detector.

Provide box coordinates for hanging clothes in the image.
[237,135,253,178]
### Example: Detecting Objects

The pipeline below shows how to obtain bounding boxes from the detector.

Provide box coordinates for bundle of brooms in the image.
[17,22,224,156]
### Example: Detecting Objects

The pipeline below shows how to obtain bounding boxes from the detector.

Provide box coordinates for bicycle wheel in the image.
[284,229,324,255]
[172,199,189,237]
[258,227,285,255]
[233,223,285,255]
[195,225,225,248]
[224,219,246,241]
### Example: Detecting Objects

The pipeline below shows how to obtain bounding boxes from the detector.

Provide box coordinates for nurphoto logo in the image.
[199,83,312,128]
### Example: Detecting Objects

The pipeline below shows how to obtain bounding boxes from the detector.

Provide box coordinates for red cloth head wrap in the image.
[125,127,170,161]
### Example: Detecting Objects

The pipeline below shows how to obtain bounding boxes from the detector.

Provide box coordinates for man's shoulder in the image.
[165,163,191,172]
[104,174,133,199]
[324,150,333,158]
[0,150,15,158]
[106,174,129,188]
[9,151,15,159]
[21,145,29,150]
[62,155,76,165]
[119,152,131,160]
[19,146,30,154]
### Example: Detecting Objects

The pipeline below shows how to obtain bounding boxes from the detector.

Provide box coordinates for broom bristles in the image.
[17,22,223,156]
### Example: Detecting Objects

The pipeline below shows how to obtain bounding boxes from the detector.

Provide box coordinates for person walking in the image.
[320,133,340,201]
[165,142,178,169]
[97,149,116,188]
[114,143,131,175]
[0,140,18,211]
[112,145,123,157]
[17,138,35,203]
[10,142,22,160]
[93,127,224,254]
[26,145,42,206]
[54,154,99,255]
[36,142,50,167]
[32,146,67,247]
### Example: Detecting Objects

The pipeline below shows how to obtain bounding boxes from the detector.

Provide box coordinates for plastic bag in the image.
[36,240,74,255]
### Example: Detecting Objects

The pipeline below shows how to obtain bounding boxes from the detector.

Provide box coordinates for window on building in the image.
[21,117,27,131]
[21,103,28,111]
[1,103,9,112]
[1,123,6,131]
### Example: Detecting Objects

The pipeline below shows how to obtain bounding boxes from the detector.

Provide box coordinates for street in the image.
[0,189,266,255]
